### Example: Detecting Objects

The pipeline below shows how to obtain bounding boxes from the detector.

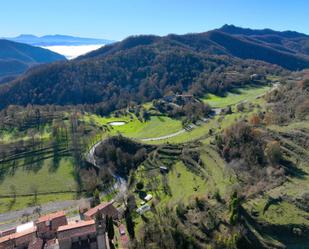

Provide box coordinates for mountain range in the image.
[4,34,115,46]
[0,25,308,110]
[0,39,66,83]
[82,25,309,70]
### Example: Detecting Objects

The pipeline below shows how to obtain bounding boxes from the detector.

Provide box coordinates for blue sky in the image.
[2,0,308,40]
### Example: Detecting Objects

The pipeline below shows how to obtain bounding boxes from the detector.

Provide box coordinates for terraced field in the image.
[203,85,270,108]
[243,121,309,249]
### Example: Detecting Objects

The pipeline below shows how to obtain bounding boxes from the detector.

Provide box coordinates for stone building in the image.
[57,217,109,249]
[36,211,67,240]
[0,227,36,249]
[83,201,119,221]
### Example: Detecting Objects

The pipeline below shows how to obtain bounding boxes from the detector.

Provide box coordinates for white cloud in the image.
[42,44,105,59]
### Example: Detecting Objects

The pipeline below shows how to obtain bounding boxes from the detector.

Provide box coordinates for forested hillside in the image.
[82,25,309,69]
[0,39,66,83]
[219,24,309,56]
[0,36,286,112]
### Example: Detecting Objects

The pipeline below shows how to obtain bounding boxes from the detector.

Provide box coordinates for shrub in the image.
[295,99,309,119]
[93,189,101,206]
[229,191,240,225]
[265,141,282,165]
[136,181,144,190]
[176,203,187,220]
[217,121,265,165]
[249,114,261,125]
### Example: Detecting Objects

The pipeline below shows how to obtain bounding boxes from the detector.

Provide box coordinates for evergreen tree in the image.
[125,208,135,239]
[107,216,115,240]
[93,189,101,206]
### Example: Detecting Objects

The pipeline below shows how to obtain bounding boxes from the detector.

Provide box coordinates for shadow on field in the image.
[280,158,307,179]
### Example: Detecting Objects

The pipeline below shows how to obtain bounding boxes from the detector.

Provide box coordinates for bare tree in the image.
[33,205,42,217]
[29,184,39,206]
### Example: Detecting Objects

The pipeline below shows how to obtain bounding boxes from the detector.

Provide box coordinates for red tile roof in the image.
[57,220,95,232]
[0,227,16,237]
[37,211,66,223]
[0,227,36,244]
[84,201,116,218]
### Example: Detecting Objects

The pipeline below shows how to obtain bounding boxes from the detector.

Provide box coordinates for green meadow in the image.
[203,85,270,108]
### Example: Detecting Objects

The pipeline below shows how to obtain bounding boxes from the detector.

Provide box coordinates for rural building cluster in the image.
[0,201,127,249]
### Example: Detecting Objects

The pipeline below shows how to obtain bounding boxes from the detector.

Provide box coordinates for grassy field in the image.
[203,85,270,108]
[242,119,309,248]
[133,161,208,207]
[133,160,208,235]
[250,199,309,226]
[143,85,270,145]
[0,125,52,144]
[265,121,309,197]
[0,158,77,195]
[145,111,246,145]
[267,120,309,133]
[113,116,182,139]
[165,161,207,205]
[0,193,76,213]
[84,114,183,139]
[0,157,78,212]
[0,157,77,196]
[200,145,236,196]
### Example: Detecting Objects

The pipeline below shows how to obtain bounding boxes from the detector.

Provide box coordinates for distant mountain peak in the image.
[5,34,115,46]
[219,24,308,38]
[16,34,38,38]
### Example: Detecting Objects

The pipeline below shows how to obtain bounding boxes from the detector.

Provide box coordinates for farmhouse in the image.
[84,201,119,221]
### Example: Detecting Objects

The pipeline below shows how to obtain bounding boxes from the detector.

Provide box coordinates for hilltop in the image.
[3,25,308,110]
[81,25,309,70]
[0,39,66,83]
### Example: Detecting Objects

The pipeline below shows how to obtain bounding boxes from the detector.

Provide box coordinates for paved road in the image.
[139,112,222,142]
[86,140,103,167]
[140,129,187,142]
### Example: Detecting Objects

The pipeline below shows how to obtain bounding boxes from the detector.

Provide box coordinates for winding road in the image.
[0,84,279,230]
[139,110,222,142]
[140,128,187,142]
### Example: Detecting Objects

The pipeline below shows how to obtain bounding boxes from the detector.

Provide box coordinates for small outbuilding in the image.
[160,166,169,174]
[136,204,151,215]
[144,194,153,202]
